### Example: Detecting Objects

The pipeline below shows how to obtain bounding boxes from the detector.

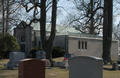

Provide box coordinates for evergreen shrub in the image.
[52,46,66,58]
[29,47,42,58]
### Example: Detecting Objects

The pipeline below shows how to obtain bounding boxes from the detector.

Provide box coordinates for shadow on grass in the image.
[103,67,112,70]
[103,67,119,71]
[0,64,4,65]
[0,67,8,70]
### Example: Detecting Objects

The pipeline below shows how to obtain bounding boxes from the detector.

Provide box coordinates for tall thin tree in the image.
[6,0,9,33]
[103,0,113,64]
[40,0,57,60]
[2,0,5,35]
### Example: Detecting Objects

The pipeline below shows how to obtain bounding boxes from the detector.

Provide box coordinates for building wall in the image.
[14,21,119,58]
[35,35,68,51]
[14,27,33,55]
[53,35,68,51]
[68,36,118,58]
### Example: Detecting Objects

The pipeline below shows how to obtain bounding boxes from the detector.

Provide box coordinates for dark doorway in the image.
[21,44,25,52]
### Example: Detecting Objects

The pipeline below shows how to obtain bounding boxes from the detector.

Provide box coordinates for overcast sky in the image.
[57,0,120,26]
[18,0,120,26]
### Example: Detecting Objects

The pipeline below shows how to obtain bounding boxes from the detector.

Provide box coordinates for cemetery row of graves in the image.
[0,57,120,78]
[0,51,120,78]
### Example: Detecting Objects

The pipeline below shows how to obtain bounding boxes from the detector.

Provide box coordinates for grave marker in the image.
[69,56,103,78]
[36,50,46,59]
[41,59,50,67]
[18,58,45,78]
[7,52,25,69]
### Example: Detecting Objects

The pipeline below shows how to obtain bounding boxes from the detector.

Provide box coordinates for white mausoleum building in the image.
[14,21,119,58]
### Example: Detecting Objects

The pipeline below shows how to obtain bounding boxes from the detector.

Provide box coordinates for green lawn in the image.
[0,57,120,78]
[0,59,18,78]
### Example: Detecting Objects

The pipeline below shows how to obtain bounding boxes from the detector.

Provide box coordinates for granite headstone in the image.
[69,56,103,78]
[7,52,25,69]
[36,50,46,59]
[18,58,45,78]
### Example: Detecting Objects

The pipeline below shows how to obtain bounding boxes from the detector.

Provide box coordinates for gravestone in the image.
[41,59,50,68]
[52,61,63,67]
[18,58,45,78]
[53,61,58,67]
[61,60,69,69]
[112,61,118,70]
[36,50,46,59]
[69,56,103,78]
[7,52,25,69]
[64,53,74,61]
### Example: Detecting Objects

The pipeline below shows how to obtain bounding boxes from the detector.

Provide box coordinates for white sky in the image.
[57,0,120,26]
[8,0,120,35]
[12,0,120,27]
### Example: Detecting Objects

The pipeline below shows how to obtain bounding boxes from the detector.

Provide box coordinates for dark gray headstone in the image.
[69,56,103,78]
[36,50,46,59]
[112,61,118,70]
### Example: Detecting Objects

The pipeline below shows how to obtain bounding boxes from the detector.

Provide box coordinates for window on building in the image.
[21,35,25,42]
[20,44,25,52]
[78,41,87,50]
[85,41,87,49]
[82,41,84,49]
[78,41,81,49]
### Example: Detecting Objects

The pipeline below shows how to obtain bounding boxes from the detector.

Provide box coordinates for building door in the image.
[20,44,25,52]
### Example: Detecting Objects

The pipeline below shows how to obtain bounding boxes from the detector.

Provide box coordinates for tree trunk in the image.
[90,0,94,34]
[2,0,5,35]
[103,0,113,64]
[42,42,53,60]
[40,0,57,61]
[6,0,9,33]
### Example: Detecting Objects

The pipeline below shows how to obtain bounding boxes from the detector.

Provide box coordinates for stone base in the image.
[7,61,18,70]
[41,59,50,67]
[112,62,118,70]
[60,65,69,69]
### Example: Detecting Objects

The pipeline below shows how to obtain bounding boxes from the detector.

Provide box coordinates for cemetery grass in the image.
[0,57,120,78]
[0,59,18,78]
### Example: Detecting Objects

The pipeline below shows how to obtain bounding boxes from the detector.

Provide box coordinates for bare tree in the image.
[0,0,24,34]
[66,0,113,64]
[22,0,57,61]
[113,27,120,40]
[66,0,104,35]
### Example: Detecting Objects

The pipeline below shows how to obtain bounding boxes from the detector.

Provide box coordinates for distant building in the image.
[14,21,119,58]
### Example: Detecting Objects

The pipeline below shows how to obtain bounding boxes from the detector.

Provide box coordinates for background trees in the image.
[0,0,24,34]
[0,33,19,59]
[113,22,120,41]
[65,0,113,64]
[22,0,57,61]
[0,0,115,63]
[65,0,103,35]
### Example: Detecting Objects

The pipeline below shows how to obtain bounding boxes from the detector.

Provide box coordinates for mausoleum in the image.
[14,21,119,58]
